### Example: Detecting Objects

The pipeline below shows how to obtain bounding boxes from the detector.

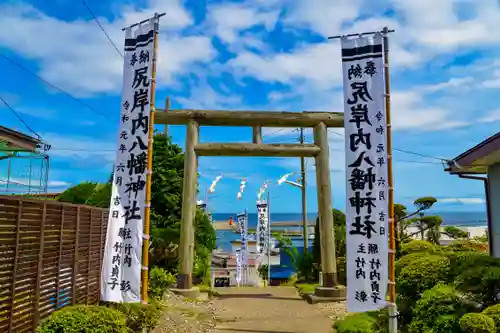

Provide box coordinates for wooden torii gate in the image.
[154,108,345,299]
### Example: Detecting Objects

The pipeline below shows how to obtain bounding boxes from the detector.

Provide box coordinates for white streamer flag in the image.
[341,33,389,313]
[277,172,294,185]
[237,179,247,200]
[257,181,268,201]
[209,175,222,193]
[101,19,156,303]
[256,201,269,254]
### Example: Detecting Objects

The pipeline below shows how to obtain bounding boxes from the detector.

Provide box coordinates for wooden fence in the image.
[0,196,109,332]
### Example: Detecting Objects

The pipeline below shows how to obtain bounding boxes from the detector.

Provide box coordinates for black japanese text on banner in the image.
[100,21,155,303]
[341,33,389,313]
[237,212,248,266]
[256,202,268,254]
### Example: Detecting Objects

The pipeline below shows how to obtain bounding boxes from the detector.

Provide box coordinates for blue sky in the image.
[1,0,499,213]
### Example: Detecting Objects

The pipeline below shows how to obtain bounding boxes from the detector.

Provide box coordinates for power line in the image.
[79,0,124,58]
[0,54,110,120]
[327,129,449,162]
[0,95,42,140]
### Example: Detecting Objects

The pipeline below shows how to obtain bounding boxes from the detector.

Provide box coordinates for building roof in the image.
[446,132,500,174]
[0,125,41,153]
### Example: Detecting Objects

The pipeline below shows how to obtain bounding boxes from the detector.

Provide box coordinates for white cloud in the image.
[209,2,280,44]
[47,180,71,187]
[229,42,343,90]
[440,197,485,205]
[42,132,115,162]
[391,91,469,131]
[284,0,362,37]
[0,1,215,96]
[478,109,500,123]
[420,76,475,93]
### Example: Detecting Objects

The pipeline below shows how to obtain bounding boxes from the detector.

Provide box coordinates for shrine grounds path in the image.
[212,286,333,333]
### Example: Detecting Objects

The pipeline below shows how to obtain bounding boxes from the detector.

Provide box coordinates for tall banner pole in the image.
[383,26,398,332]
[334,27,394,315]
[101,12,165,304]
[267,190,271,285]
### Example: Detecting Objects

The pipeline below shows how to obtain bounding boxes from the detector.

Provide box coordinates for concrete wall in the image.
[488,163,500,257]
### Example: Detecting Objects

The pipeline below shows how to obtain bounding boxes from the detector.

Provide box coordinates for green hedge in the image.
[483,304,500,332]
[148,267,176,300]
[400,240,438,256]
[397,254,451,301]
[334,313,376,333]
[408,284,465,333]
[37,305,127,333]
[459,313,495,333]
[109,302,163,333]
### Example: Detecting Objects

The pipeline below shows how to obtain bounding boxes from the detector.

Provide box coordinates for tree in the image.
[313,208,346,279]
[148,134,216,272]
[57,182,99,205]
[396,197,437,256]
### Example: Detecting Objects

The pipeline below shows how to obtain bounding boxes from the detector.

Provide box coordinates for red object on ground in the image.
[229,216,233,225]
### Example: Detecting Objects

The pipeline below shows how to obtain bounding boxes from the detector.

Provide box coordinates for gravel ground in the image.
[210,286,335,333]
[152,291,219,333]
[152,287,347,333]
[313,301,348,323]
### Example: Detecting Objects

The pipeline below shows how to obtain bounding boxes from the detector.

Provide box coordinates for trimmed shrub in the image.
[112,302,163,333]
[455,265,500,306]
[334,312,376,333]
[445,239,489,253]
[483,304,500,332]
[408,284,466,333]
[395,251,431,276]
[37,305,127,333]
[446,251,490,276]
[459,313,495,333]
[400,240,438,256]
[397,254,451,301]
[148,267,176,300]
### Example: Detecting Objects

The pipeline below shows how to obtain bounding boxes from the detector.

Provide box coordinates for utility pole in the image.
[299,128,308,252]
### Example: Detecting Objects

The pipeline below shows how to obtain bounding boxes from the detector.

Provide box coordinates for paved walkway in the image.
[212,287,333,333]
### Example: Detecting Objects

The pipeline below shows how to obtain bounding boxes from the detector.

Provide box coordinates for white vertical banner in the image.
[101,19,156,303]
[237,211,248,285]
[235,249,242,285]
[341,33,389,312]
[256,201,268,254]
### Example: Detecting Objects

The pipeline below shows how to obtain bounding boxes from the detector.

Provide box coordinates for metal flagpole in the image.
[383,26,398,332]
[267,190,271,285]
[140,12,164,305]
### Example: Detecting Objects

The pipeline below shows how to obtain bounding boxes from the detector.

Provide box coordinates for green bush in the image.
[459,313,495,333]
[397,254,451,301]
[400,240,438,256]
[334,312,376,333]
[443,226,469,239]
[456,265,500,307]
[37,305,127,333]
[446,251,490,277]
[408,284,466,333]
[337,256,346,285]
[445,239,489,253]
[148,267,176,300]
[112,302,164,333]
[483,304,500,331]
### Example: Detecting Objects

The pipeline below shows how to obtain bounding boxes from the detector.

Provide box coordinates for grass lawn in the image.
[295,283,319,294]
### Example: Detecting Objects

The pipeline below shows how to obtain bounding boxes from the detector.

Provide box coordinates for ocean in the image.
[213,211,487,252]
